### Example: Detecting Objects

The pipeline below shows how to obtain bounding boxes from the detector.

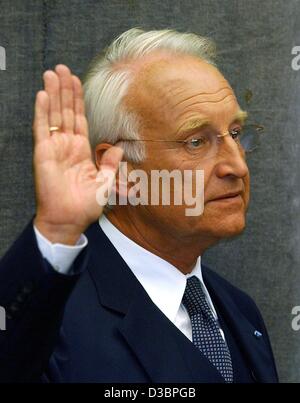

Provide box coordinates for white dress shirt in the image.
[34,226,88,274]
[34,215,224,341]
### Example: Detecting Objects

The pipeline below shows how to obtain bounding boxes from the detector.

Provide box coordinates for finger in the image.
[33,90,50,143]
[55,64,74,134]
[72,75,88,137]
[43,70,62,133]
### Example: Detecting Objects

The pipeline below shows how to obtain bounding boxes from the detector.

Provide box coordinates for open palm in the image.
[33,65,123,244]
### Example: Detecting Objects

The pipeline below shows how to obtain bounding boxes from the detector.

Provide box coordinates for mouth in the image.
[210,191,243,203]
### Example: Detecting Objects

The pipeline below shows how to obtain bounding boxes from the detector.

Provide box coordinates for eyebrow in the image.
[176,110,248,136]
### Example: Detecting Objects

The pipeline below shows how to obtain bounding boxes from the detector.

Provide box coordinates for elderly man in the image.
[0,28,278,383]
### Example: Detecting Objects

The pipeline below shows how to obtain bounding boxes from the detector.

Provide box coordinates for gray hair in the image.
[83,28,217,163]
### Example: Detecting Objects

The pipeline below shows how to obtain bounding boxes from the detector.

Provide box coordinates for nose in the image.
[214,134,249,179]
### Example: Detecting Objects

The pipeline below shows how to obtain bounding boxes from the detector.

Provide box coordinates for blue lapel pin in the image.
[254,330,262,339]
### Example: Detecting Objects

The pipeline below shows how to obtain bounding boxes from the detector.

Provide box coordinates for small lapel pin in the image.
[254,330,262,339]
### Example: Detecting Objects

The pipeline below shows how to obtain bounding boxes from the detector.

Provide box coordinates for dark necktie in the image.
[182,275,233,383]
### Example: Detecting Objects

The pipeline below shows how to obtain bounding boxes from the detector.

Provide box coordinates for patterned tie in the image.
[182,275,233,383]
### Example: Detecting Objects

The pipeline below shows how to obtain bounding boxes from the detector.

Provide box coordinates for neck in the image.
[106,207,218,275]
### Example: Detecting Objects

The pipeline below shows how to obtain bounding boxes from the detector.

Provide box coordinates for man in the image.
[0,28,278,383]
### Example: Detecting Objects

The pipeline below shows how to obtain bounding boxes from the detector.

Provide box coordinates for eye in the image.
[230,127,242,141]
[185,135,207,149]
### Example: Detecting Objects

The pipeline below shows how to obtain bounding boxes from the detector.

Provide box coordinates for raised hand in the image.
[33,65,123,244]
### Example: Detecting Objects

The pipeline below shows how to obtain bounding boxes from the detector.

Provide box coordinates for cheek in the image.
[198,166,215,201]
[243,174,250,206]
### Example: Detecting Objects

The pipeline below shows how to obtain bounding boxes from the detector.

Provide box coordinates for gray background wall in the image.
[0,0,299,382]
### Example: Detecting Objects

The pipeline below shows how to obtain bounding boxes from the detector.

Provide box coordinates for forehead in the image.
[125,54,238,130]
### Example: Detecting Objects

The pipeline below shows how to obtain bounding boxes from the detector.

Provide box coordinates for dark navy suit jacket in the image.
[0,220,278,383]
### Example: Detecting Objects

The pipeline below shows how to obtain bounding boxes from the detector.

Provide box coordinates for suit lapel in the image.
[85,222,225,383]
[118,283,225,383]
[202,266,278,383]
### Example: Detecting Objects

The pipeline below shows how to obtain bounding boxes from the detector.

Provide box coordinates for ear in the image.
[94,143,112,169]
[94,143,129,200]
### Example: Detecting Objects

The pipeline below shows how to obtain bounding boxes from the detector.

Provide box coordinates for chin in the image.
[215,215,247,239]
[198,211,247,240]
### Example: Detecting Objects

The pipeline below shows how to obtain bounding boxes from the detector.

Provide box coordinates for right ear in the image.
[94,143,129,201]
[94,143,113,169]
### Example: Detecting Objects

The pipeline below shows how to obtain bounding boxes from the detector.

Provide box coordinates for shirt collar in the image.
[99,215,205,323]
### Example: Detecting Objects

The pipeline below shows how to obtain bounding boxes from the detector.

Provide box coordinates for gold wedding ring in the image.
[49,126,61,133]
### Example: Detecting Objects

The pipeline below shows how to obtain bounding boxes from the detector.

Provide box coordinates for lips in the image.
[210,191,243,201]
